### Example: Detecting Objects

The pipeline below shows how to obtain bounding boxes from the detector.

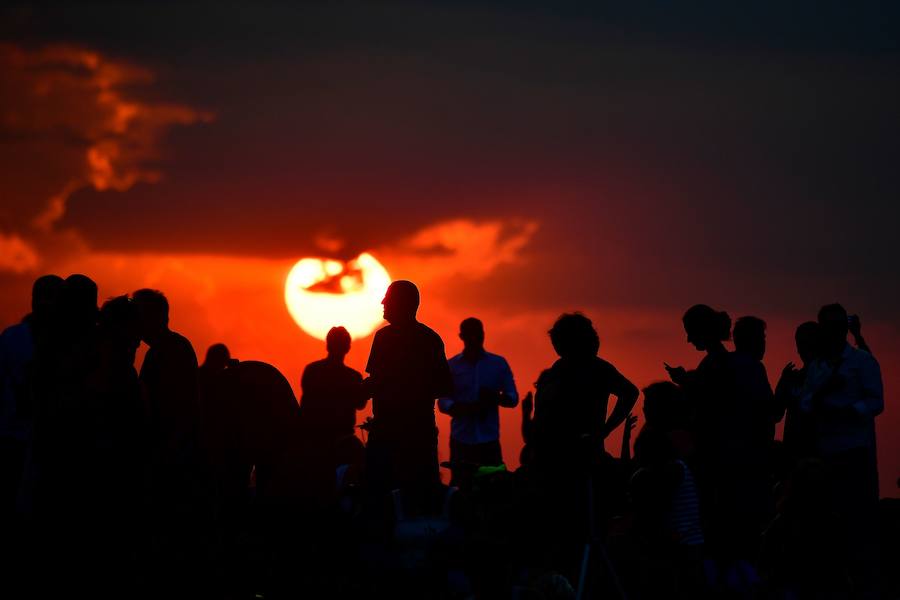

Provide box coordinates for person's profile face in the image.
[685,326,706,351]
[381,292,396,323]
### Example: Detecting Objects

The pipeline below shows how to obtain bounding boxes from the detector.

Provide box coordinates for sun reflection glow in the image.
[284,252,391,340]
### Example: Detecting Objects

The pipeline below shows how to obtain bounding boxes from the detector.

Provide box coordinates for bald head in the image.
[382,280,420,324]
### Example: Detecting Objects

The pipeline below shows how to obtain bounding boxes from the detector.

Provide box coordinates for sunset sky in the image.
[1,2,898,491]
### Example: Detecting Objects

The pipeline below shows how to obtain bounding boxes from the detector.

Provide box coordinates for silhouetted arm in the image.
[431,339,454,399]
[854,354,884,418]
[848,315,873,356]
[772,362,797,423]
[604,369,639,438]
[620,413,637,463]
[497,357,519,408]
[353,371,368,410]
[520,391,534,444]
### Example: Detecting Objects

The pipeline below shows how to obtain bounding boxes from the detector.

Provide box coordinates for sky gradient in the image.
[2,2,898,491]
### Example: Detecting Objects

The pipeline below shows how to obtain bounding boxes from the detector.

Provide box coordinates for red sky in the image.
[1,3,898,492]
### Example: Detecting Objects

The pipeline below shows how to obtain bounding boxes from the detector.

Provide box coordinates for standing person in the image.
[299,326,366,467]
[438,317,518,477]
[666,305,765,587]
[531,313,638,466]
[775,321,821,462]
[0,275,63,517]
[528,313,638,576]
[803,303,883,598]
[132,288,204,597]
[363,280,452,509]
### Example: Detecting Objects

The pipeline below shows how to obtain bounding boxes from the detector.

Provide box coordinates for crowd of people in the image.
[0,274,896,599]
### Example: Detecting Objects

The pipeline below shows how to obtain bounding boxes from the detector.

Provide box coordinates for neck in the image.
[707,341,727,356]
[326,353,345,364]
[463,347,483,361]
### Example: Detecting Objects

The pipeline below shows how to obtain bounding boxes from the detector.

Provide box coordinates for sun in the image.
[284,252,391,340]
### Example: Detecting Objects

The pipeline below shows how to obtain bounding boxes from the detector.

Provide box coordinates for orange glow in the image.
[284,252,391,340]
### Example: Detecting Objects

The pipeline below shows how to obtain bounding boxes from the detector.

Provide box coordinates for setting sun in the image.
[284,252,391,340]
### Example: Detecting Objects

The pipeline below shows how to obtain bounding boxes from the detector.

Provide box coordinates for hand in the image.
[522,391,534,418]
[664,362,687,384]
[781,361,796,378]
[623,413,637,440]
[848,314,862,338]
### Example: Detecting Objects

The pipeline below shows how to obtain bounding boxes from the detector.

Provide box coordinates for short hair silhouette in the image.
[548,312,600,358]
[817,303,848,334]
[683,304,731,343]
[31,274,63,314]
[203,343,231,369]
[98,295,139,343]
[459,317,483,336]
[795,321,821,362]
[132,288,169,327]
[642,381,688,430]
[63,274,98,318]
[382,280,420,322]
[326,326,351,356]
[734,315,766,359]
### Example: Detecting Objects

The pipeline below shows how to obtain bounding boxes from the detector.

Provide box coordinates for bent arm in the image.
[604,373,639,437]
[498,359,519,408]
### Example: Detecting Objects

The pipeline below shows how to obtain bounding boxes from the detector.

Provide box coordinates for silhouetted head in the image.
[203,343,231,371]
[682,304,730,352]
[642,381,689,430]
[794,321,821,365]
[326,326,351,358]
[733,316,766,361]
[549,312,600,359]
[31,274,64,318]
[62,274,98,333]
[459,317,485,354]
[817,303,848,357]
[98,295,140,363]
[382,280,419,324]
[132,288,169,345]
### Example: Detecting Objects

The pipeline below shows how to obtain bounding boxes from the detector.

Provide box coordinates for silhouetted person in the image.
[363,280,452,509]
[299,326,366,467]
[732,315,779,483]
[200,343,231,384]
[198,343,232,450]
[0,274,63,596]
[528,313,637,577]
[733,315,766,362]
[630,384,705,597]
[0,275,63,517]
[79,295,145,595]
[438,318,518,478]
[775,321,821,461]
[802,303,883,598]
[847,313,872,355]
[666,305,766,572]
[132,288,203,596]
[532,313,639,465]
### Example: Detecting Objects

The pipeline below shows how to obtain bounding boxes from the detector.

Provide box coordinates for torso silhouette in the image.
[300,358,363,441]
[532,355,631,457]
[365,321,452,441]
[139,329,199,450]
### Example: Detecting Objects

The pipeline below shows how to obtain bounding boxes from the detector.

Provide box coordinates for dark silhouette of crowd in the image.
[0,275,895,599]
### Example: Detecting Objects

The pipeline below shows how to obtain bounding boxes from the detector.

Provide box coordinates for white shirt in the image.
[438,350,518,445]
[801,343,883,456]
